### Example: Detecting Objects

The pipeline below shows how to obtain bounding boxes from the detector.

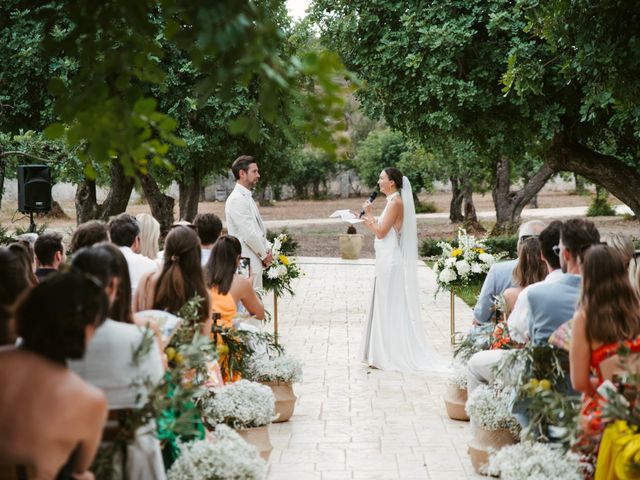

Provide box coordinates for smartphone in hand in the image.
[237,257,251,278]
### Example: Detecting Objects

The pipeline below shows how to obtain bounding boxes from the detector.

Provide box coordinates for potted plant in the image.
[167,424,267,479]
[444,361,470,421]
[465,384,520,474]
[198,380,276,460]
[486,442,583,479]
[244,353,303,423]
[338,225,364,259]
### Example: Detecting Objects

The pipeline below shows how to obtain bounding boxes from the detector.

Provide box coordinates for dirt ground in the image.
[1,191,636,258]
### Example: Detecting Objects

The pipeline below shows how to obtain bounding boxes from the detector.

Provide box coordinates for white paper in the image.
[329,209,363,224]
[136,310,182,345]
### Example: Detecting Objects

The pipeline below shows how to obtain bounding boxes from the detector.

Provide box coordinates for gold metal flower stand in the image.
[450,289,456,345]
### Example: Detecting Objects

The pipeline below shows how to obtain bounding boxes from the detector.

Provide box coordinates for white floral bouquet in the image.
[449,360,468,390]
[244,353,303,384]
[167,424,267,480]
[262,233,301,297]
[486,441,583,480]
[432,228,501,292]
[465,384,521,437]
[199,379,276,430]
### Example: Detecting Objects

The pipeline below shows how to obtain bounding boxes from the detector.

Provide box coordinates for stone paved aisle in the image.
[265,257,484,480]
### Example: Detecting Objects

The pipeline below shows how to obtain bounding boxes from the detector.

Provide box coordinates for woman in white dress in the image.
[359,167,449,373]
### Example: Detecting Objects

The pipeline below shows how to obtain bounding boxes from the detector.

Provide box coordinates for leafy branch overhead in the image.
[11,1,350,178]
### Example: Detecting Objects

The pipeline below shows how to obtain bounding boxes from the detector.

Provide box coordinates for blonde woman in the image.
[136,213,160,260]
[603,233,638,290]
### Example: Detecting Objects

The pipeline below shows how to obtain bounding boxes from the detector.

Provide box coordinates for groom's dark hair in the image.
[232,155,255,180]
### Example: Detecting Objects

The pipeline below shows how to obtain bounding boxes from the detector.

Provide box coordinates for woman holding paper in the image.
[359,167,448,373]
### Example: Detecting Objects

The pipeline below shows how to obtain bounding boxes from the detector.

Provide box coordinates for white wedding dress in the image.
[359,177,449,373]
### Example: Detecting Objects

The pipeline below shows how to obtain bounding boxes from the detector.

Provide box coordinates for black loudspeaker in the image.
[18,165,52,213]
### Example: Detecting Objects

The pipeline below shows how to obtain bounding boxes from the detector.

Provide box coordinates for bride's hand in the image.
[362,201,373,216]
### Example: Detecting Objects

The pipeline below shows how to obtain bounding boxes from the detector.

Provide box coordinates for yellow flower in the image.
[279,254,290,266]
[451,248,463,257]
[474,247,485,254]
[539,379,551,391]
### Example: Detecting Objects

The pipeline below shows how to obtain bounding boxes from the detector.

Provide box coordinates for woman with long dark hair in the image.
[205,235,264,328]
[0,272,109,479]
[571,244,640,395]
[134,225,211,333]
[359,167,448,372]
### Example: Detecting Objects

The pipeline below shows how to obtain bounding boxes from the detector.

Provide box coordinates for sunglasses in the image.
[552,245,561,256]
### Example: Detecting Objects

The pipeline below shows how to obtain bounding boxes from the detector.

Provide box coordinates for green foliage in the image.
[414,201,438,214]
[484,236,518,259]
[587,198,616,217]
[14,222,48,237]
[353,129,409,188]
[420,238,445,258]
[266,229,299,256]
[283,148,336,198]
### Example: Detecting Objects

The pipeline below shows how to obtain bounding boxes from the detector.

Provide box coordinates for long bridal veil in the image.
[400,176,450,373]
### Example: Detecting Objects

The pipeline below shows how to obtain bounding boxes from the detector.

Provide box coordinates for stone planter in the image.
[468,427,518,475]
[236,425,273,461]
[444,384,469,421]
[338,234,364,260]
[261,381,297,423]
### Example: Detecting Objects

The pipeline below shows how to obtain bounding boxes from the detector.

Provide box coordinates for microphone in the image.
[359,191,378,217]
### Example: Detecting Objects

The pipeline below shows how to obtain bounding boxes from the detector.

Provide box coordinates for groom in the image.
[225,155,272,289]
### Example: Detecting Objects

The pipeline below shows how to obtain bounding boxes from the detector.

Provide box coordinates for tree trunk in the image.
[178,169,201,222]
[545,132,640,217]
[491,157,554,236]
[138,173,175,236]
[75,159,135,224]
[574,173,586,196]
[449,176,464,223]
[462,180,483,232]
[0,155,5,211]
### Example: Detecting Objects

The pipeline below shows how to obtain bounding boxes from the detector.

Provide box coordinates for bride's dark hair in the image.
[384,167,403,190]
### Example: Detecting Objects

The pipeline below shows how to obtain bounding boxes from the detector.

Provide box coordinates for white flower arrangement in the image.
[262,233,301,297]
[449,360,468,390]
[167,424,267,480]
[486,442,583,480]
[465,384,521,437]
[244,353,303,383]
[199,380,276,429]
[433,228,502,292]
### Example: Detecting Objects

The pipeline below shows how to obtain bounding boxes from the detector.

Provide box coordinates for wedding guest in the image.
[0,272,108,480]
[603,233,638,290]
[502,237,547,314]
[15,233,38,271]
[570,244,640,396]
[466,222,563,394]
[134,225,211,334]
[194,213,223,267]
[472,220,547,324]
[528,218,600,346]
[70,220,109,253]
[206,235,265,328]
[108,213,157,294]
[0,247,35,345]
[70,246,166,479]
[8,242,38,287]
[34,232,66,281]
[136,213,160,261]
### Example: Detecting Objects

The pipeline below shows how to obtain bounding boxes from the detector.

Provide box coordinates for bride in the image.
[359,167,448,373]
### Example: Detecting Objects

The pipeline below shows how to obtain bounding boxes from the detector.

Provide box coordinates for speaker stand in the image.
[28,212,37,233]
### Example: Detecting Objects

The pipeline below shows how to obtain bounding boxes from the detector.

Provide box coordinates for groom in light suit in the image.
[225,156,272,289]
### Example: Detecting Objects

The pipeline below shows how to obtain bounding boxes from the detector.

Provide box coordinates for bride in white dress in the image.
[359,167,449,373]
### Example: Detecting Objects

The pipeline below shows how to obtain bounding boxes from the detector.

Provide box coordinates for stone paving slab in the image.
[264,257,484,479]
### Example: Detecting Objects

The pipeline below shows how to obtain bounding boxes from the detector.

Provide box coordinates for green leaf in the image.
[229,116,250,134]
[44,123,65,140]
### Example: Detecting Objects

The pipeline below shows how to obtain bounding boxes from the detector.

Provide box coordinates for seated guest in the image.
[7,242,38,288]
[15,233,38,272]
[206,235,265,329]
[34,232,66,281]
[502,237,547,314]
[108,213,157,294]
[466,222,562,394]
[603,233,637,290]
[528,218,600,346]
[71,220,109,253]
[194,213,223,266]
[134,225,211,334]
[570,245,640,396]
[136,213,160,261]
[70,246,166,479]
[0,247,36,345]
[473,220,547,324]
[0,273,108,479]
